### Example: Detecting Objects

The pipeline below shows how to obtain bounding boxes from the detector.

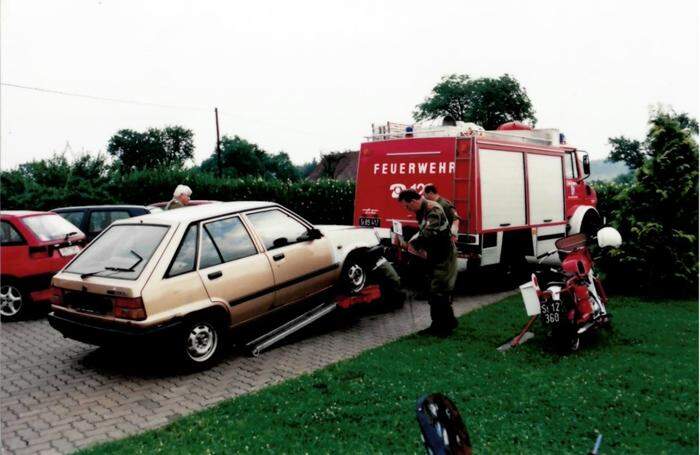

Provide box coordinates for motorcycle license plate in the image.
[359,217,381,228]
[540,300,563,325]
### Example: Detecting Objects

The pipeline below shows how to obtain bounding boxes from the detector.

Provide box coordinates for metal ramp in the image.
[245,302,338,357]
[244,285,383,357]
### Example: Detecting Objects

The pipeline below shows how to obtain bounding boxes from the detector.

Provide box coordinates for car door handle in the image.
[273,253,285,261]
[543,219,552,223]
[208,271,223,280]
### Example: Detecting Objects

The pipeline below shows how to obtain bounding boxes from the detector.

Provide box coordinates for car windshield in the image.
[65,224,169,280]
[22,214,82,241]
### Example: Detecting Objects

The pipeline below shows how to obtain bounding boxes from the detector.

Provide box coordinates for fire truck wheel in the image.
[340,254,368,294]
[501,255,530,288]
[581,212,603,240]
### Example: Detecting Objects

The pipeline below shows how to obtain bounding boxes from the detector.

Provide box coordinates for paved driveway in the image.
[1,289,513,454]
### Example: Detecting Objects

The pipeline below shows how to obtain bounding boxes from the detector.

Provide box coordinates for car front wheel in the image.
[0,283,26,321]
[341,256,368,294]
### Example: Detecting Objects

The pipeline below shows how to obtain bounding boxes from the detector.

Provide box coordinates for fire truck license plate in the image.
[540,300,562,325]
[359,217,380,228]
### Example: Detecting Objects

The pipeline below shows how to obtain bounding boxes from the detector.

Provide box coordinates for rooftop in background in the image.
[308,151,359,181]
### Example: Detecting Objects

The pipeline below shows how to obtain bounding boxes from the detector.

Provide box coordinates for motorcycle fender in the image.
[546,285,562,301]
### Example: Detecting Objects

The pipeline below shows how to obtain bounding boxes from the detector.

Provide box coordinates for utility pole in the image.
[215,107,222,178]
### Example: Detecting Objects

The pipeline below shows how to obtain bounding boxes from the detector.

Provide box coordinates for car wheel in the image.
[180,318,225,370]
[0,283,26,321]
[341,256,368,294]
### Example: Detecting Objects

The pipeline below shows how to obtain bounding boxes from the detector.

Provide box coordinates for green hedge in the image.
[1,166,355,225]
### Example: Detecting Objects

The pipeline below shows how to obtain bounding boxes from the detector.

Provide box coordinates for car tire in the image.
[179,317,226,370]
[340,254,368,294]
[0,281,27,322]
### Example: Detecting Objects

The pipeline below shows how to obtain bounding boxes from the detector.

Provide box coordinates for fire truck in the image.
[353,119,601,271]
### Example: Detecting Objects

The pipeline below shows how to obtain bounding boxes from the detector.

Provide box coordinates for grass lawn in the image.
[81,295,698,454]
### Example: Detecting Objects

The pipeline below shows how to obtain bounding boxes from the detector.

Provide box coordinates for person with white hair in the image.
[165,184,192,210]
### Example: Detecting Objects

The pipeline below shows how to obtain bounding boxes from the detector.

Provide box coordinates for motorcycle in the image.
[517,227,622,352]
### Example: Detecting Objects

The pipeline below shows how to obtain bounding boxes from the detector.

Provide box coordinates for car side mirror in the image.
[272,237,289,248]
[298,228,323,242]
[582,154,591,179]
[307,228,323,240]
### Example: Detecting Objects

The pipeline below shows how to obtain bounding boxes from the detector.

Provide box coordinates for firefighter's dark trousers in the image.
[428,294,457,332]
[427,245,458,332]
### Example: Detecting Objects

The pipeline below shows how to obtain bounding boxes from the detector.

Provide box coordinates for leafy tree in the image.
[265,151,300,181]
[107,126,194,172]
[414,74,537,130]
[607,137,645,170]
[296,159,318,178]
[608,111,698,171]
[600,109,698,296]
[201,135,300,180]
[0,153,114,210]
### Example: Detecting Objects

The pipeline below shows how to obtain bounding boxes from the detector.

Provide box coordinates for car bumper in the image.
[48,312,183,346]
[30,288,54,303]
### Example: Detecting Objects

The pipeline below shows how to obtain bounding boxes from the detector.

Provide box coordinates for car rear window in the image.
[57,211,85,228]
[65,224,169,280]
[22,214,82,241]
[89,210,132,234]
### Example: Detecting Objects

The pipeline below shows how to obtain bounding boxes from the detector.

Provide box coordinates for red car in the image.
[1,211,86,320]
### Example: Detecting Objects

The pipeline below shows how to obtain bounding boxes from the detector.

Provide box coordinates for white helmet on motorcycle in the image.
[597,227,622,248]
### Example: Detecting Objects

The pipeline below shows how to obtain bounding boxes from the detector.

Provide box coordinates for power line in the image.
[1,82,208,111]
[1,81,326,138]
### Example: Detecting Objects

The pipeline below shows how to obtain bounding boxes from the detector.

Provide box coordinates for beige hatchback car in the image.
[48,202,379,368]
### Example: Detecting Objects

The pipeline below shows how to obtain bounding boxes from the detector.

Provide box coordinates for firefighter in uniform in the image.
[424,184,460,242]
[398,189,458,336]
[165,184,192,210]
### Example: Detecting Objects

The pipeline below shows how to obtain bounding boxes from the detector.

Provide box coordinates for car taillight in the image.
[50,287,64,306]
[113,297,146,320]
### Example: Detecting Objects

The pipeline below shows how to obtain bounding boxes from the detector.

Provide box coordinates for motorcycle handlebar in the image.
[536,248,577,263]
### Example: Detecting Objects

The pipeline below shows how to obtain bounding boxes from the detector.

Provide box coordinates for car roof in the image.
[148,200,219,208]
[51,205,149,211]
[116,201,280,226]
[0,210,54,218]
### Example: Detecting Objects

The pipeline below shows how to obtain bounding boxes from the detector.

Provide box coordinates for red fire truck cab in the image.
[353,120,600,271]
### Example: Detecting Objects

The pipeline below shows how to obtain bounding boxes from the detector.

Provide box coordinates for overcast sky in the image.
[1,0,698,170]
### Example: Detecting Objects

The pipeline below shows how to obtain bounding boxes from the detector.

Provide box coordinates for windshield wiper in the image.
[64,231,78,241]
[129,250,143,268]
[80,268,110,279]
[80,252,143,279]
[80,265,134,280]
